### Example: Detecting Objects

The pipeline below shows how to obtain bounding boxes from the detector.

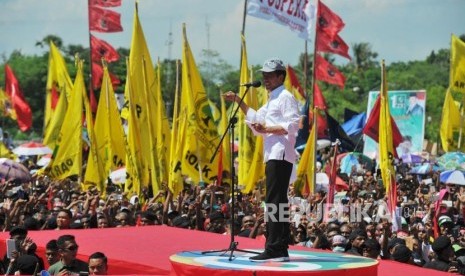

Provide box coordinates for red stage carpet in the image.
[0,226,450,275]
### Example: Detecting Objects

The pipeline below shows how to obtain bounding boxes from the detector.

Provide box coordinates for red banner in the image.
[92,62,120,90]
[316,31,351,60]
[317,0,344,38]
[90,35,120,63]
[90,0,121,7]
[89,6,123,33]
[314,54,346,89]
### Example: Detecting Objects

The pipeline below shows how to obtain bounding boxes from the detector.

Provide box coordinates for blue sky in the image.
[0,0,464,68]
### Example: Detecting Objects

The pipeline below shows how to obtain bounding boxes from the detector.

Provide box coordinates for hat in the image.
[438,215,453,227]
[331,235,347,246]
[259,58,286,72]
[432,235,452,253]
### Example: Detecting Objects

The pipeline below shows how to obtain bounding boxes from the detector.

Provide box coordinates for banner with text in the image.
[247,0,315,40]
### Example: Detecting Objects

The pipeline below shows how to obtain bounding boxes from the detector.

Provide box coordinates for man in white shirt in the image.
[223,58,300,262]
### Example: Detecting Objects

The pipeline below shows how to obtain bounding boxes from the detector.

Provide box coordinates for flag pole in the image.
[310,0,320,108]
[87,0,94,100]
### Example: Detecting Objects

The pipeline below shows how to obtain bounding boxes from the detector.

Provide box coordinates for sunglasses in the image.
[63,245,79,252]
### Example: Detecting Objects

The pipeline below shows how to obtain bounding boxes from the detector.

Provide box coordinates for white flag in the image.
[247,0,315,40]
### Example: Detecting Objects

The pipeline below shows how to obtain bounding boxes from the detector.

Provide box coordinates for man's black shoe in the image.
[249,251,290,262]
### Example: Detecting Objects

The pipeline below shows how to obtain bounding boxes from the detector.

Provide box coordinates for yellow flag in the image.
[238,35,260,190]
[218,94,231,187]
[450,34,465,93]
[83,76,106,192]
[94,65,126,175]
[44,41,73,144]
[168,67,187,195]
[294,108,316,195]
[379,60,397,215]
[154,61,171,190]
[440,88,462,152]
[0,88,16,120]
[124,6,160,193]
[124,58,144,195]
[45,61,84,180]
[43,42,73,150]
[180,24,220,184]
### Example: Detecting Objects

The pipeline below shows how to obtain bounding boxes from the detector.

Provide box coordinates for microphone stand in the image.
[201,85,258,261]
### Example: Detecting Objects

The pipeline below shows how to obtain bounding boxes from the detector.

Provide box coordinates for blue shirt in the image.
[245,85,300,164]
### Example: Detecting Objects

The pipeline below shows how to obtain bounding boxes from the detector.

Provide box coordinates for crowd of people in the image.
[1,152,465,274]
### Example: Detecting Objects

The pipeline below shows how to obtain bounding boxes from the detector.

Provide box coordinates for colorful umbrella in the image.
[0,158,31,182]
[13,142,52,156]
[409,163,444,175]
[437,152,465,170]
[440,170,465,185]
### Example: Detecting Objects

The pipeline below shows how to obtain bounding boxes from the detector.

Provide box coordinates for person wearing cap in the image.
[438,215,454,236]
[223,58,300,262]
[331,235,347,253]
[423,235,465,274]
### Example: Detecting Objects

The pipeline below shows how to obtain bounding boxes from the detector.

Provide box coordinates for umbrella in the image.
[337,152,374,175]
[37,154,52,167]
[437,152,465,170]
[0,158,31,182]
[440,170,465,185]
[110,167,126,184]
[409,163,444,175]
[13,142,52,156]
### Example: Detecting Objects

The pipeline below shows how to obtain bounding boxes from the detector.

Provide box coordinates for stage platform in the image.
[170,249,378,276]
[0,226,450,275]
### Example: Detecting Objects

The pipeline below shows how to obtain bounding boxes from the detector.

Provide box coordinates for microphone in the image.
[240,80,261,88]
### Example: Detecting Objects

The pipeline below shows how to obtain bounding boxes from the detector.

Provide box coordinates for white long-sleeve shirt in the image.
[245,85,300,164]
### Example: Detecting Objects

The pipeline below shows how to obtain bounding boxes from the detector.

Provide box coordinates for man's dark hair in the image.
[56,235,75,249]
[58,209,73,219]
[275,70,286,79]
[88,252,107,264]
[46,239,59,251]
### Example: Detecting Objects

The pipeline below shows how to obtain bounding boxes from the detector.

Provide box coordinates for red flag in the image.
[89,6,123,33]
[90,35,120,63]
[313,84,327,110]
[90,0,121,7]
[316,31,351,60]
[309,108,328,138]
[4,65,32,132]
[317,0,345,38]
[92,62,120,89]
[286,65,305,99]
[315,54,346,89]
[362,95,403,154]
